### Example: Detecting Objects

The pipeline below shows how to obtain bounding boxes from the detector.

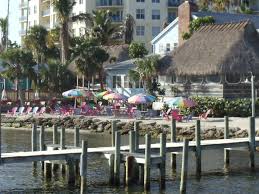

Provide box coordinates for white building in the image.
[19,0,183,50]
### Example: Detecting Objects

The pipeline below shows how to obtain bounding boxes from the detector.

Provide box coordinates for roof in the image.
[105,59,136,70]
[169,21,259,75]
[151,18,178,44]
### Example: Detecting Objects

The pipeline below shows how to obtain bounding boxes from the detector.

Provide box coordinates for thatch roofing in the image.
[68,44,129,75]
[169,20,259,76]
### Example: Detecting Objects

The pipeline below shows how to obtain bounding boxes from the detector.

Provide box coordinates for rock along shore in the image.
[2,116,258,141]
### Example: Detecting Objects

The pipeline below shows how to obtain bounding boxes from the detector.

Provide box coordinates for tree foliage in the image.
[124,14,135,44]
[129,42,148,59]
[0,17,8,51]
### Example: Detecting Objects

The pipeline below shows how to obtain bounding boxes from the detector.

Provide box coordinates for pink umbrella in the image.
[103,92,128,101]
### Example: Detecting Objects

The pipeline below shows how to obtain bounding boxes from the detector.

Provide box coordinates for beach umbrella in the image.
[128,93,156,104]
[95,90,112,99]
[166,97,196,108]
[62,89,87,98]
[103,92,128,101]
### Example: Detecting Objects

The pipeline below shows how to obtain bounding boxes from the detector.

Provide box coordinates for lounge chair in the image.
[24,107,32,114]
[7,107,18,116]
[162,108,172,120]
[171,109,183,122]
[199,109,213,120]
[17,107,25,115]
[32,107,39,115]
[38,107,46,116]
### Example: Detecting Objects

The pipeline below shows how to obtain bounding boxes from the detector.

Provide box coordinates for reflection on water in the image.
[1,129,259,193]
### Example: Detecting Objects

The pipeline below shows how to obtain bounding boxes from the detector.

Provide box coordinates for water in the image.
[1,129,259,193]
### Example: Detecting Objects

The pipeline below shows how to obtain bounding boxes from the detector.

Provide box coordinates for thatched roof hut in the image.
[169,20,259,76]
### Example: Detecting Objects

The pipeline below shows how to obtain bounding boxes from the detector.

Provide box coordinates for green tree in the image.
[52,0,76,64]
[198,0,210,11]
[130,55,159,93]
[0,48,36,104]
[0,17,8,51]
[71,37,109,89]
[129,42,148,59]
[212,0,230,12]
[124,14,135,44]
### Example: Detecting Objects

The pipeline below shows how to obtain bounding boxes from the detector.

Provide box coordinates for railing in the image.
[111,15,123,22]
[19,16,27,22]
[96,0,123,7]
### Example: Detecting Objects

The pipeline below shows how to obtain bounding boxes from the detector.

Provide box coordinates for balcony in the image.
[42,9,50,17]
[19,29,26,36]
[19,16,27,22]
[96,0,123,8]
[168,0,181,7]
[111,15,123,23]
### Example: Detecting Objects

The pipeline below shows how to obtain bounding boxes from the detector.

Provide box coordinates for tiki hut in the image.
[167,20,259,98]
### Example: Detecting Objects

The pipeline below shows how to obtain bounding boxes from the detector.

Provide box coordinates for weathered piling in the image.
[224,116,230,170]
[39,125,45,169]
[80,140,88,194]
[134,121,140,151]
[249,116,255,169]
[32,123,37,152]
[111,120,117,147]
[129,130,136,153]
[53,125,58,144]
[74,127,80,147]
[171,119,177,172]
[144,133,151,191]
[195,120,201,177]
[114,131,121,186]
[180,139,189,194]
[125,155,137,186]
[160,133,166,189]
[44,162,52,180]
[60,127,65,150]
[109,154,115,184]
[66,159,75,185]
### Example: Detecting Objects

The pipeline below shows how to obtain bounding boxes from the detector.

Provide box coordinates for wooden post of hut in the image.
[80,140,88,194]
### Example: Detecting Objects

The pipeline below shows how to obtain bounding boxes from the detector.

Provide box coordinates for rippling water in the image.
[1,129,259,193]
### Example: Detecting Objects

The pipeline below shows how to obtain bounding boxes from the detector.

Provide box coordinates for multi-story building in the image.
[19,0,259,50]
[19,0,183,50]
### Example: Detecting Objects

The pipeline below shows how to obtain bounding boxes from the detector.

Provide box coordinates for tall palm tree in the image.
[52,0,76,64]
[212,0,230,12]
[124,14,135,44]
[0,17,8,51]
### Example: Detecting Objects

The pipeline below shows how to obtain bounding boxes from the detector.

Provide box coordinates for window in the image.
[159,44,163,52]
[136,9,145,19]
[152,26,160,37]
[34,6,37,14]
[112,76,122,88]
[79,0,83,4]
[152,9,160,20]
[168,12,176,23]
[166,43,170,52]
[136,26,145,36]
[226,74,241,84]
[152,0,160,3]
[190,76,204,84]
[124,76,133,88]
[206,75,221,83]
[173,43,178,49]
[136,0,145,2]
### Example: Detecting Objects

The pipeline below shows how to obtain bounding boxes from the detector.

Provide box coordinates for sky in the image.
[0,0,20,44]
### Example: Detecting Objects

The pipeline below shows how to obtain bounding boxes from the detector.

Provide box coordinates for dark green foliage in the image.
[180,96,259,117]
[129,42,148,59]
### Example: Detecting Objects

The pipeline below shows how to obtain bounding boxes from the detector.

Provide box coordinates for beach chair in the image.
[38,107,46,116]
[32,107,39,115]
[17,107,25,115]
[24,107,32,114]
[106,107,113,116]
[199,109,213,120]
[7,107,18,116]
[171,109,183,122]
[162,108,172,120]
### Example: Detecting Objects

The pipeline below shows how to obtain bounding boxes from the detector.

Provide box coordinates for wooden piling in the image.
[125,156,137,186]
[44,162,52,180]
[171,119,177,172]
[249,116,255,169]
[224,116,230,170]
[111,120,117,147]
[39,126,45,151]
[160,132,166,190]
[53,125,58,144]
[195,120,201,177]
[144,133,151,191]
[109,154,114,184]
[180,139,189,194]
[134,121,140,151]
[74,127,80,147]
[32,123,37,152]
[80,140,88,194]
[129,130,136,153]
[114,131,121,186]
[60,127,65,150]
[66,159,75,185]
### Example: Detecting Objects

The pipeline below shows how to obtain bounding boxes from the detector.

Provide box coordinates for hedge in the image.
[180,97,259,117]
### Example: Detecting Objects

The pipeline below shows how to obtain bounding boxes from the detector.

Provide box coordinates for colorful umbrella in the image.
[103,92,128,101]
[95,90,112,99]
[166,97,196,108]
[62,89,88,98]
[128,93,156,104]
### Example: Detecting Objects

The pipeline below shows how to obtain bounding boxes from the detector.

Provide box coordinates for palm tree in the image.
[212,0,230,12]
[124,14,135,44]
[52,0,76,64]
[0,17,8,51]
[0,48,36,105]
